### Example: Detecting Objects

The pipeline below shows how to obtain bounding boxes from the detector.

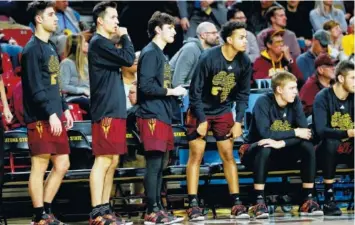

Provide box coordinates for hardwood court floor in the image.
[7,210,354,225]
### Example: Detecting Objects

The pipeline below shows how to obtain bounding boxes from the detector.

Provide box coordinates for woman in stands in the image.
[59,32,91,119]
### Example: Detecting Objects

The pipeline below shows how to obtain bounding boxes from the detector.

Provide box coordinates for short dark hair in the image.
[147,11,175,39]
[227,7,241,21]
[264,32,283,49]
[335,60,354,82]
[27,1,55,26]
[220,21,246,43]
[92,1,117,26]
[265,6,284,24]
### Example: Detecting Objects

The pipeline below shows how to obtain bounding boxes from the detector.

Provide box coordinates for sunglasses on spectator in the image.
[273,40,284,46]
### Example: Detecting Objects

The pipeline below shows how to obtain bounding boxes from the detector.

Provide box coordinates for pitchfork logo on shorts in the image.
[101,118,112,139]
[36,121,43,139]
[148,119,156,135]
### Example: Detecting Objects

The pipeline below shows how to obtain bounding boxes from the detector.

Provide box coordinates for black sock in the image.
[254,190,265,204]
[33,207,45,222]
[302,188,314,201]
[100,203,112,215]
[230,193,242,205]
[90,205,102,219]
[188,195,198,207]
[43,202,52,214]
[324,183,334,202]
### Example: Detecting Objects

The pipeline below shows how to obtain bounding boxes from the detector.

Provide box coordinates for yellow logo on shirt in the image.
[331,112,354,130]
[211,71,236,102]
[48,55,60,85]
[163,63,172,88]
[270,120,292,131]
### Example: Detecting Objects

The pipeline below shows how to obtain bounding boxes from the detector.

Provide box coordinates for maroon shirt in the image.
[299,74,325,117]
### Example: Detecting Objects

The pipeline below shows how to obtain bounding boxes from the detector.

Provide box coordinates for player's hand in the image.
[117,27,128,37]
[49,113,62,136]
[180,18,190,31]
[3,106,13,123]
[197,121,208,138]
[294,128,312,140]
[258,139,285,149]
[347,129,355,138]
[64,110,74,130]
[226,122,242,140]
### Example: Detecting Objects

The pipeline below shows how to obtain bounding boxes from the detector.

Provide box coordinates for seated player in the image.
[313,60,354,216]
[240,71,323,219]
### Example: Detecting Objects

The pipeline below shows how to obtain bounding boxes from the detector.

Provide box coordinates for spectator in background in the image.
[257,6,301,58]
[253,29,303,86]
[170,22,219,87]
[122,51,140,111]
[177,0,227,39]
[234,0,282,35]
[10,81,25,128]
[323,20,346,60]
[51,0,81,56]
[342,17,354,58]
[297,30,330,80]
[310,0,347,33]
[59,33,90,118]
[284,0,313,49]
[300,53,335,117]
[227,7,260,63]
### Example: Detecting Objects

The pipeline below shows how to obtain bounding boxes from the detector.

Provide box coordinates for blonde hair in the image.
[315,1,338,17]
[271,71,297,92]
[64,34,88,81]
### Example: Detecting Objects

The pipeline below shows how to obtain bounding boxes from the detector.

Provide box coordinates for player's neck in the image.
[152,36,167,50]
[96,27,111,40]
[34,26,51,43]
[221,44,238,61]
[333,83,349,100]
[274,94,288,108]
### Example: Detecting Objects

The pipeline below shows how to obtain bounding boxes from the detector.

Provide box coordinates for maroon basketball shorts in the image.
[27,121,70,156]
[136,117,174,152]
[92,117,127,156]
[186,110,234,141]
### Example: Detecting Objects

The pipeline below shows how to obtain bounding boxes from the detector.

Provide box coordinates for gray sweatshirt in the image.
[170,37,204,87]
[59,58,89,95]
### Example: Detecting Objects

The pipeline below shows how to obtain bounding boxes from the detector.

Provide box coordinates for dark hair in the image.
[220,21,246,43]
[147,11,175,39]
[92,1,117,26]
[264,32,283,49]
[335,60,354,82]
[265,6,284,24]
[27,1,55,25]
[227,7,241,21]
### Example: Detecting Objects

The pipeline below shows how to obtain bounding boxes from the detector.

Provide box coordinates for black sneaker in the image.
[323,200,342,216]
[299,199,324,216]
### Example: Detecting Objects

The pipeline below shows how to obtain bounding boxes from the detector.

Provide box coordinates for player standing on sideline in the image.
[137,11,187,225]
[88,2,135,225]
[186,21,251,221]
[22,2,73,224]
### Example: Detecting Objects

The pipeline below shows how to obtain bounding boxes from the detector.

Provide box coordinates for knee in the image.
[299,141,315,156]
[319,139,340,154]
[257,147,272,159]
[53,159,70,174]
[109,156,119,171]
[220,152,235,164]
[188,151,203,165]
